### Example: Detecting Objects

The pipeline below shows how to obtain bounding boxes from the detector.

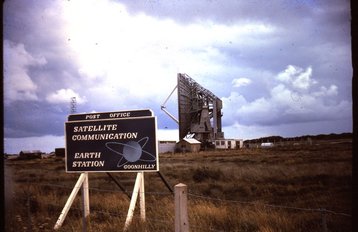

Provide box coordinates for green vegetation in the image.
[5,140,352,231]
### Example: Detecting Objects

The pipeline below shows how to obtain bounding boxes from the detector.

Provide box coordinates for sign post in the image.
[124,171,146,230]
[54,109,159,230]
[54,172,88,230]
[81,172,89,231]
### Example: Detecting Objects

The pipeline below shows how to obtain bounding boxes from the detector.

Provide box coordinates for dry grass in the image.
[4,140,352,231]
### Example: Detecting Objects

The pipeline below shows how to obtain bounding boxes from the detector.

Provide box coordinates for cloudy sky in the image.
[3,0,352,154]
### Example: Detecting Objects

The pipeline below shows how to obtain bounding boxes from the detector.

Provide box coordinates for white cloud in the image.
[276,65,298,82]
[46,88,87,104]
[222,65,350,127]
[59,0,276,105]
[222,92,247,124]
[270,84,293,106]
[292,66,315,90]
[3,40,47,104]
[314,85,338,97]
[276,65,317,91]
[232,77,252,87]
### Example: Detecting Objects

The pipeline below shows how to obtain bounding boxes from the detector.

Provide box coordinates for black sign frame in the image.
[65,111,159,173]
[68,109,153,121]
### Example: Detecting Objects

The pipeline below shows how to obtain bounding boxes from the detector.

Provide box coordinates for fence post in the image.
[175,183,189,232]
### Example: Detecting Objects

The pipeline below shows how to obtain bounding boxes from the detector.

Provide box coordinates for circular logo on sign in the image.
[105,137,156,167]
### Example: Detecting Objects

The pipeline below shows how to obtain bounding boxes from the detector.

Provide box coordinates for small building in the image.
[261,142,274,148]
[215,139,243,149]
[176,138,201,153]
[158,140,176,154]
[19,150,43,159]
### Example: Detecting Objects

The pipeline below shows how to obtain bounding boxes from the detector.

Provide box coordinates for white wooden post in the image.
[175,183,189,232]
[124,172,146,230]
[81,172,90,231]
[139,172,146,221]
[82,173,90,217]
[54,173,87,230]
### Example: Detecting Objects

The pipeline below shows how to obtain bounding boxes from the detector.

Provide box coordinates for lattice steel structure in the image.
[70,97,77,114]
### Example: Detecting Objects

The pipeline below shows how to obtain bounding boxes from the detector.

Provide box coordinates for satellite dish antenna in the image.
[161,73,224,144]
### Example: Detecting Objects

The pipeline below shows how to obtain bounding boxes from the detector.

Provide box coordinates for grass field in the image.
[4,139,352,231]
